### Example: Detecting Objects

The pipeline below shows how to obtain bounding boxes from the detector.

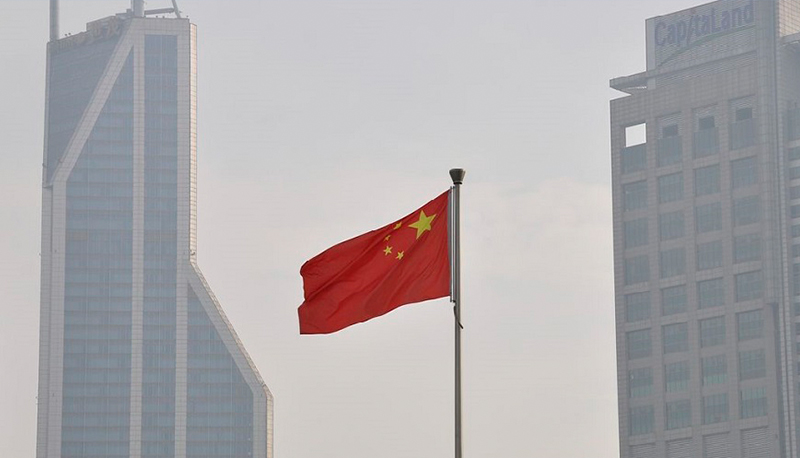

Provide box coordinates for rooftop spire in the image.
[49,0,59,41]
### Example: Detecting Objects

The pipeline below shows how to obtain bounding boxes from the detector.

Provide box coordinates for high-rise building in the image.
[610,0,800,456]
[36,2,274,458]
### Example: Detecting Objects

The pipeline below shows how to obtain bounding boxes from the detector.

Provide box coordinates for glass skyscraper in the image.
[36,5,273,458]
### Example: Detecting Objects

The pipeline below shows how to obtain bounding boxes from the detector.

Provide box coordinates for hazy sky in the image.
[0,1,702,457]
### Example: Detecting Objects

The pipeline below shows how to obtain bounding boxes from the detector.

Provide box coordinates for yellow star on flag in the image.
[396,251,404,260]
[394,222,403,230]
[408,210,436,239]
[383,246,393,256]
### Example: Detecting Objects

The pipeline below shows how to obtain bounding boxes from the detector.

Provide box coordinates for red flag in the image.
[298,191,450,334]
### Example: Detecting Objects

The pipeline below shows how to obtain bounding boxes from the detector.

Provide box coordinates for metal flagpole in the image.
[449,168,465,458]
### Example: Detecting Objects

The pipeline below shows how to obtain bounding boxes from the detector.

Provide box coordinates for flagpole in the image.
[449,168,465,458]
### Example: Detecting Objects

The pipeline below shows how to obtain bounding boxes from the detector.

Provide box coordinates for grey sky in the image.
[0,1,701,457]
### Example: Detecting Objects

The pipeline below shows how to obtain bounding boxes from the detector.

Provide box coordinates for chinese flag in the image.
[298,191,450,334]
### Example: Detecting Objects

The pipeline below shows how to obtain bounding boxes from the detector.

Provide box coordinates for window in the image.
[624,218,648,248]
[792,225,800,238]
[694,115,718,158]
[660,248,685,279]
[697,240,723,270]
[703,393,729,424]
[625,123,646,147]
[791,186,800,199]
[790,146,800,161]
[627,329,652,360]
[658,173,684,204]
[735,271,763,302]
[621,144,647,174]
[659,211,684,241]
[736,107,753,121]
[698,278,725,308]
[665,360,689,392]
[625,256,649,285]
[625,292,651,322]
[731,156,758,189]
[737,309,763,341]
[666,399,691,430]
[730,105,756,150]
[629,405,654,435]
[740,387,767,418]
[657,124,682,167]
[699,116,715,130]
[624,181,648,211]
[629,367,653,398]
[734,233,761,263]
[695,164,720,196]
[696,202,722,233]
[699,316,725,347]
[739,349,766,380]
[733,195,760,227]
[661,285,687,316]
[794,264,800,295]
[663,322,688,354]
[702,354,727,385]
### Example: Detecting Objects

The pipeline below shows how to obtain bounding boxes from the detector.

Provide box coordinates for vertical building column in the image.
[129,25,145,458]
[46,180,67,458]
[174,24,192,458]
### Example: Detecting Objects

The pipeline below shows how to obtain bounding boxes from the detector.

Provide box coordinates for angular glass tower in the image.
[611,0,800,456]
[36,4,274,458]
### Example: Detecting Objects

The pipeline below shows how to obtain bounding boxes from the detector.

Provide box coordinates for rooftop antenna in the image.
[132,0,145,17]
[171,0,183,18]
[49,0,59,41]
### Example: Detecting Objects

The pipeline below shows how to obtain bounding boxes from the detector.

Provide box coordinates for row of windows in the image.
[62,427,129,442]
[626,216,763,257]
[620,127,755,174]
[625,247,762,291]
[629,235,760,272]
[630,349,766,399]
[61,441,129,456]
[629,386,766,436]
[624,202,759,252]
[626,309,763,359]
[621,108,756,175]
[625,279,761,321]
[624,155,756,206]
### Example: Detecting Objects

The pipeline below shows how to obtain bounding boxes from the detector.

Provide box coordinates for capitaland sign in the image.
[50,16,124,54]
[650,0,756,68]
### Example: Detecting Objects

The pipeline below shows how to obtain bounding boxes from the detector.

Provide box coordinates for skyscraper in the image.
[610,0,800,456]
[36,2,274,457]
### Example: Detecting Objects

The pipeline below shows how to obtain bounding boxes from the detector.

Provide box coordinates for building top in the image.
[612,0,758,95]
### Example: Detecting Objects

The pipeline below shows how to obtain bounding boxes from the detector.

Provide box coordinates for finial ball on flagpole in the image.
[449,169,466,185]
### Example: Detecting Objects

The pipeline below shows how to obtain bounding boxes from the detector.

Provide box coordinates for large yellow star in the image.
[408,210,436,239]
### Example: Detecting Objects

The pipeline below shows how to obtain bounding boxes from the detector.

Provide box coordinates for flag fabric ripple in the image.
[298,191,450,334]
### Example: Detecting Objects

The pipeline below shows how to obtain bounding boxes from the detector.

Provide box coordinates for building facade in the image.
[36,6,273,458]
[611,0,800,457]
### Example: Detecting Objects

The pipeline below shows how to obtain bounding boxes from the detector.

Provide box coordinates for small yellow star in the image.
[384,235,391,242]
[408,210,436,239]
[383,246,393,256]
[396,251,404,260]
[394,222,403,230]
